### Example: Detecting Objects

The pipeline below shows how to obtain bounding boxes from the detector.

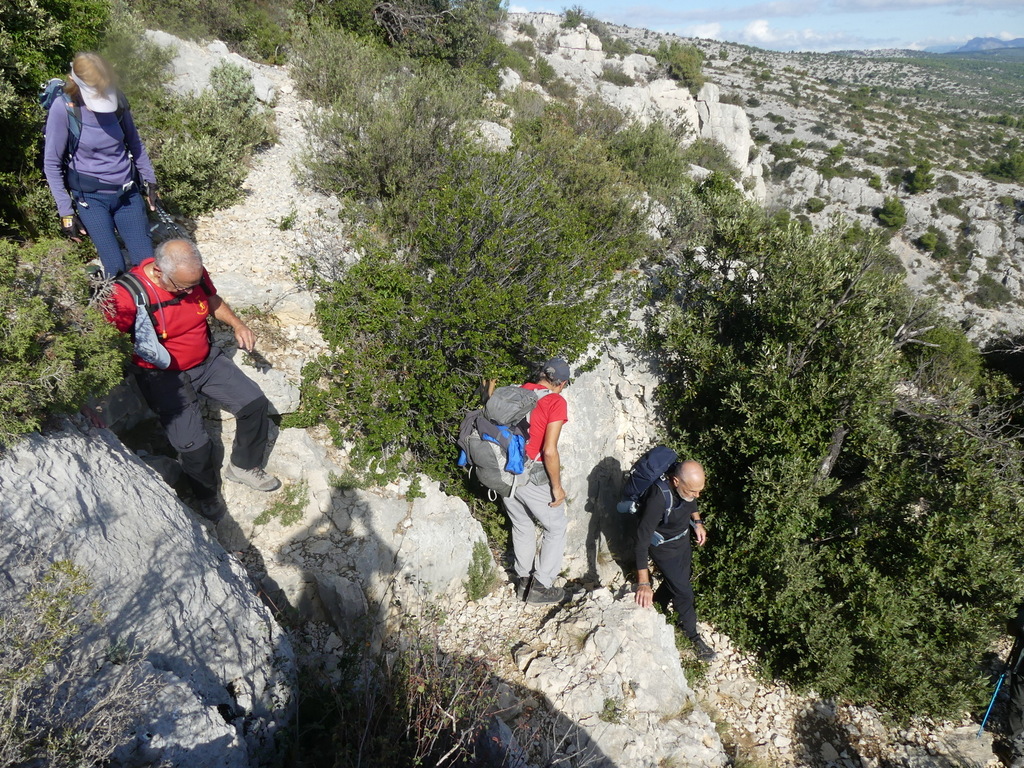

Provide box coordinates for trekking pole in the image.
[979,637,1022,737]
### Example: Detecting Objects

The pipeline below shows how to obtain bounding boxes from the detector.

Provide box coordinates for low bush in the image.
[0,558,156,766]
[297,26,483,209]
[607,120,691,196]
[971,273,1013,308]
[104,17,274,218]
[805,197,826,213]
[875,196,906,229]
[600,64,635,87]
[0,239,125,448]
[983,151,1024,184]
[680,138,741,180]
[653,40,705,95]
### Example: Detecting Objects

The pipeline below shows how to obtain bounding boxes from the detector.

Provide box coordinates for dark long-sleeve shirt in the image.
[634,481,697,570]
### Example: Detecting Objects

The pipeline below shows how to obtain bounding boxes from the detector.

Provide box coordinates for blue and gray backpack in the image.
[457,386,550,498]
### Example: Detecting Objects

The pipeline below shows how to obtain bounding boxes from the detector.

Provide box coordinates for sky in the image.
[507,0,1023,53]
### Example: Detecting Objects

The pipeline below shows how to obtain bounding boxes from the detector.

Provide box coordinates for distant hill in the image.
[955,36,1024,52]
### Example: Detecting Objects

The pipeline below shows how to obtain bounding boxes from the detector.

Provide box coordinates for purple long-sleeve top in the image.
[43,96,157,217]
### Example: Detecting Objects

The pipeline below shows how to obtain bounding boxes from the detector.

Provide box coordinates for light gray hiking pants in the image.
[503,481,567,589]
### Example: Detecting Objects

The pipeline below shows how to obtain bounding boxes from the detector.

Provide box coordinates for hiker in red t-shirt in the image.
[107,239,280,520]
[506,358,571,606]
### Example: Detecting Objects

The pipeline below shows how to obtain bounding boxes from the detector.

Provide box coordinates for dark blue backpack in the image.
[617,445,679,521]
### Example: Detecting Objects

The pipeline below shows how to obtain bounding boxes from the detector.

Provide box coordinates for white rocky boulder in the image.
[0,423,295,768]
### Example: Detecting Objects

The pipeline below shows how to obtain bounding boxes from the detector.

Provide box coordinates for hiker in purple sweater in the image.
[43,53,159,277]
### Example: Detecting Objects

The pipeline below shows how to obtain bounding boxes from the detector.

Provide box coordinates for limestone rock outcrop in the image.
[145,30,280,103]
[0,423,295,768]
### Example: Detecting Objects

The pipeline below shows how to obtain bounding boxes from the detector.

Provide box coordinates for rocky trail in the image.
[142,34,1011,768]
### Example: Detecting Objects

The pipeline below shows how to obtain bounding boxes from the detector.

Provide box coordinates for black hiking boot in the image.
[689,635,716,662]
[515,576,531,602]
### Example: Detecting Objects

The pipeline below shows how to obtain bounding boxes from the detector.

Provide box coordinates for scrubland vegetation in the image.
[1,1,1023,757]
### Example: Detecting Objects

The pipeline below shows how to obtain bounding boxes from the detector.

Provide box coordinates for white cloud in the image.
[688,23,724,38]
[736,19,878,49]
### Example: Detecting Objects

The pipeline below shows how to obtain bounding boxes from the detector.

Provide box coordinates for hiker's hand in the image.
[144,181,159,211]
[60,214,86,242]
[549,485,566,507]
[694,521,707,546]
[233,323,256,353]
[635,584,653,608]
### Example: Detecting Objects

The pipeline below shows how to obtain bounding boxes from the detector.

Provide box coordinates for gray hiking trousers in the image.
[503,480,567,589]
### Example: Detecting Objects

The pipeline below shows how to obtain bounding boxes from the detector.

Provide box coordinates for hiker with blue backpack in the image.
[502,358,572,605]
[630,456,715,661]
[42,53,158,277]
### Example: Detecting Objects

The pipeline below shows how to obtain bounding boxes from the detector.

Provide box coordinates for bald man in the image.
[108,239,279,520]
[634,459,714,661]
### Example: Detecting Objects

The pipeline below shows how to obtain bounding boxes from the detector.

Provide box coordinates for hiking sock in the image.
[231,395,269,469]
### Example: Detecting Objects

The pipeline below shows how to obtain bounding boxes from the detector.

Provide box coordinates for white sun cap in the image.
[69,68,118,113]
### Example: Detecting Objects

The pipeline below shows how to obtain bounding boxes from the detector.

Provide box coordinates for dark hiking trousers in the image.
[1010,651,1024,757]
[74,187,153,277]
[135,345,269,498]
[650,533,698,640]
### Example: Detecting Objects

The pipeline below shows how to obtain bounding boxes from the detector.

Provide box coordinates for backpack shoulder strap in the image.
[115,272,148,308]
[64,96,82,163]
[656,478,674,525]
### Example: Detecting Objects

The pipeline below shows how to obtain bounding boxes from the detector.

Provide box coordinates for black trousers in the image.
[1010,654,1024,755]
[650,533,697,640]
[135,346,269,497]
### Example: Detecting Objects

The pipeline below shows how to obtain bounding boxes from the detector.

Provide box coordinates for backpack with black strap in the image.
[39,78,132,193]
[114,273,190,370]
[617,445,679,520]
[456,385,551,499]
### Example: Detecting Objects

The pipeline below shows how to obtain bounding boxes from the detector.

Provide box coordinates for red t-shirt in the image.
[108,258,216,371]
[522,382,568,460]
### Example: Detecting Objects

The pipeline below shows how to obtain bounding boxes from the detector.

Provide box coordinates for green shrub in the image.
[104,20,274,218]
[653,41,705,95]
[982,151,1024,183]
[904,161,935,194]
[464,541,498,600]
[971,274,1013,309]
[607,120,691,196]
[875,196,906,229]
[142,82,274,217]
[600,64,635,87]
[936,196,967,222]
[297,27,483,207]
[532,56,557,85]
[0,0,110,238]
[0,239,125,447]
[917,230,939,251]
[680,138,741,180]
[128,0,291,63]
[652,194,1024,719]
[299,140,648,479]
[806,197,826,213]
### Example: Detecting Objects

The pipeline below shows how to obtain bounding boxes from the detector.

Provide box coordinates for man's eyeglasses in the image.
[164,272,199,294]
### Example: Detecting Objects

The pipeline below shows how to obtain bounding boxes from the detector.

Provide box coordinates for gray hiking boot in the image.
[516,576,531,602]
[526,581,565,605]
[225,462,281,492]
